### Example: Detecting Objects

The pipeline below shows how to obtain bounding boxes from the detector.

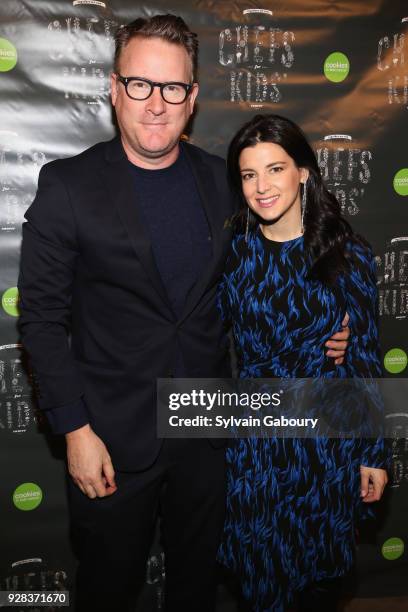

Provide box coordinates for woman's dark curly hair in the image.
[228,113,367,285]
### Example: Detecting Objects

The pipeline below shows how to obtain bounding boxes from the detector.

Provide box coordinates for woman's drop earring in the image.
[245,207,250,243]
[301,180,307,234]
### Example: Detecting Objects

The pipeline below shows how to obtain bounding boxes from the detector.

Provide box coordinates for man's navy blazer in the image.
[18,137,236,470]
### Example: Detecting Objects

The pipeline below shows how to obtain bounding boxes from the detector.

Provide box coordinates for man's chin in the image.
[139,140,178,159]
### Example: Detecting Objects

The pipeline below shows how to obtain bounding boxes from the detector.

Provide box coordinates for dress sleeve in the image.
[343,244,390,469]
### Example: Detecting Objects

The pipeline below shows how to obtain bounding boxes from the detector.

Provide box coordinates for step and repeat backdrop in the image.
[1,0,407,610]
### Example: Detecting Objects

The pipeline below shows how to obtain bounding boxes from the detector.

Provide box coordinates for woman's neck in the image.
[260,212,302,243]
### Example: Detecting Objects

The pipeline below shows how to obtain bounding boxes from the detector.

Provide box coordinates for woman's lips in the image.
[256,195,279,208]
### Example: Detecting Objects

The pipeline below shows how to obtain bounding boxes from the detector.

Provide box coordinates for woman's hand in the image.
[360,465,388,502]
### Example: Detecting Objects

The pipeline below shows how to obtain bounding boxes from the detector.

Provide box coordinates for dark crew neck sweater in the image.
[128,146,212,320]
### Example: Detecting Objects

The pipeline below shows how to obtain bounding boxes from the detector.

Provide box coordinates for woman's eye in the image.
[270,166,283,173]
[241,173,255,181]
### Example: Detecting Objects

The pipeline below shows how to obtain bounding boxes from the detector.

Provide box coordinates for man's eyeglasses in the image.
[116,75,193,104]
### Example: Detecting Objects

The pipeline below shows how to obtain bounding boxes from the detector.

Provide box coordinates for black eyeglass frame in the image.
[116,74,194,104]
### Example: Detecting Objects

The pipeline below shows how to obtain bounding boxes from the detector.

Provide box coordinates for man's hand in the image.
[65,424,117,498]
[360,465,388,502]
[325,312,350,365]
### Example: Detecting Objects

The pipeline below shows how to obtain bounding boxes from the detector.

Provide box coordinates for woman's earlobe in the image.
[301,168,310,183]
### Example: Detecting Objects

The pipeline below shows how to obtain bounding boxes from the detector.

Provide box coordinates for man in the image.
[18,14,348,612]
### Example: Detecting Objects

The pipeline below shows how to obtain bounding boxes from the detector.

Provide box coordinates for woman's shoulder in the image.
[342,236,377,292]
[223,232,261,277]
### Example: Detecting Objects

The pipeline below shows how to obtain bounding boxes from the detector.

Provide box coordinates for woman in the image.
[217,114,389,612]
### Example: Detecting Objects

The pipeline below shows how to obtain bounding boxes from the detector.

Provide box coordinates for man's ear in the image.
[111,72,118,106]
[188,83,199,115]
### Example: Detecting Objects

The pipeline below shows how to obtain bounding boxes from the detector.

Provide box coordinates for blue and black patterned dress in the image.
[217,229,388,612]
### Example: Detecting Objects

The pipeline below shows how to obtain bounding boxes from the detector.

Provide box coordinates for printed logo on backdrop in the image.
[323,52,350,83]
[1,559,67,605]
[13,483,43,511]
[0,552,158,612]
[388,413,408,490]
[384,348,408,374]
[0,344,36,435]
[146,551,165,609]
[393,168,408,196]
[315,134,372,216]
[2,287,19,317]
[46,1,118,105]
[0,131,46,233]
[219,9,295,107]
[0,37,18,72]
[377,17,408,109]
[375,237,408,320]
[383,347,408,490]
[382,537,405,560]
[73,1,107,6]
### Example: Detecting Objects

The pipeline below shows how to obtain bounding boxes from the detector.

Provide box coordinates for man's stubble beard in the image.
[132,133,181,160]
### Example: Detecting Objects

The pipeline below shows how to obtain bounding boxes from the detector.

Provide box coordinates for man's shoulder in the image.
[181,140,226,171]
[42,137,117,177]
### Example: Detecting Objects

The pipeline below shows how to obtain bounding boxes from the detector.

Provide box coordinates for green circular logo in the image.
[324,52,350,83]
[393,169,408,196]
[0,38,17,72]
[384,348,408,374]
[2,287,19,317]
[382,537,404,560]
[13,483,43,511]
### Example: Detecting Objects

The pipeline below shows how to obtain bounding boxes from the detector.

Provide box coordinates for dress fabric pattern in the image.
[217,230,388,612]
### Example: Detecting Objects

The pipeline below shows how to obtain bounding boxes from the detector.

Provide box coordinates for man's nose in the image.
[145,86,166,114]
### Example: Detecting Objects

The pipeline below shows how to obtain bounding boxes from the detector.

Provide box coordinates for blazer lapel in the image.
[101,137,174,314]
[178,142,226,324]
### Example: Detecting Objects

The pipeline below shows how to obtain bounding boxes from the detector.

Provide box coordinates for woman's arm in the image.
[343,243,390,490]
